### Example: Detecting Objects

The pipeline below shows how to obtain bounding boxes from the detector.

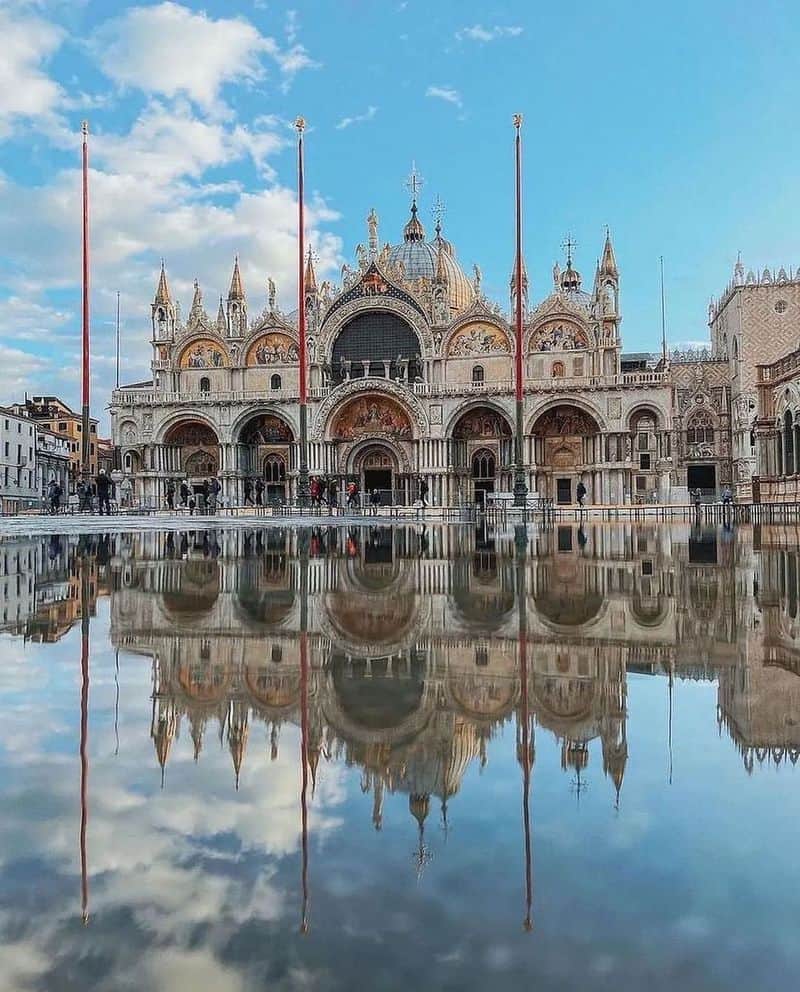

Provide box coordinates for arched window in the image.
[552,361,565,378]
[264,453,286,484]
[472,365,485,383]
[472,449,496,480]
[687,411,714,445]
[199,376,211,393]
[270,373,282,390]
[785,409,795,475]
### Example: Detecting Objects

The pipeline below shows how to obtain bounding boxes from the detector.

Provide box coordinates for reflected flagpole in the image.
[299,529,310,933]
[79,554,90,924]
[515,525,533,931]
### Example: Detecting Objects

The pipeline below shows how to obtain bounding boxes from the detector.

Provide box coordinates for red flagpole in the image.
[295,117,310,504]
[81,121,91,483]
[512,114,528,507]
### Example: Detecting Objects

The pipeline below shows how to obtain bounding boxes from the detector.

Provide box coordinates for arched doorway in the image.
[163,420,220,482]
[450,407,512,505]
[330,394,415,505]
[354,444,398,505]
[237,413,294,503]
[531,405,601,504]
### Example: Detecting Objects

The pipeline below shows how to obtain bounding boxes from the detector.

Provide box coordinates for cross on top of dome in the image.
[404,161,424,204]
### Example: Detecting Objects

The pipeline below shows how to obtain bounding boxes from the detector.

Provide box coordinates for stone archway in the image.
[235,412,294,504]
[449,406,513,505]
[531,404,601,504]
[163,420,221,482]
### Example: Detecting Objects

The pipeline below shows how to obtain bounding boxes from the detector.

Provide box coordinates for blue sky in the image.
[1,0,799,428]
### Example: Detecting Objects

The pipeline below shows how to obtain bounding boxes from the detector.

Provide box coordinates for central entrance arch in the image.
[352,443,398,505]
[531,404,602,504]
[236,412,294,503]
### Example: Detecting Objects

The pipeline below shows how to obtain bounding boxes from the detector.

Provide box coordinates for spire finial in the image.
[228,255,245,300]
[561,234,577,268]
[431,195,446,237]
[404,160,424,206]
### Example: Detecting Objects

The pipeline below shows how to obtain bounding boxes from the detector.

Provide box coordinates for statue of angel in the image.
[472,264,482,295]
[268,277,277,311]
[355,243,367,270]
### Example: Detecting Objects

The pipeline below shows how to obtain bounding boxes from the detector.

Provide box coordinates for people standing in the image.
[198,479,209,513]
[370,487,380,515]
[255,478,265,506]
[179,481,189,508]
[47,479,62,515]
[96,470,112,516]
[346,480,360,510]
[310,476,321,508]
[418,477,429,507]
[166,480,176,511]
[576,480,587,508]
[209,476,221,513]
[243,477,254,506]
[328,478,338,512]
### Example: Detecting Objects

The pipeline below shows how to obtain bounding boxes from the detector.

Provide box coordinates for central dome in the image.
[387,203,475,314]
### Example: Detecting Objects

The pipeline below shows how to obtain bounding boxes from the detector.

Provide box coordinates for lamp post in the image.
[295,117,310,507]
[512,114,528,508]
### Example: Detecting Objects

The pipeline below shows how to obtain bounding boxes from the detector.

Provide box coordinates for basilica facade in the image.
[110,200,795,506]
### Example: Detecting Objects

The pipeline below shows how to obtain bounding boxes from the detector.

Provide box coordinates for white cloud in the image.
[0,6,64,136]
[285,8,299,44]
[336,105,378,130]
[92,2,316,109]
[426,86,462,108]
[0,344,52,393]
[455,24,524,42]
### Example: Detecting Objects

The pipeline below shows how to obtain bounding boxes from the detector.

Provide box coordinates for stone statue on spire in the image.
[367,208,379,255]
[473,264,482,297]
[268,277,276,311]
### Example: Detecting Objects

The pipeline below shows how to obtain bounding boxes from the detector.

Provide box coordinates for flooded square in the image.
[1,521,800,991]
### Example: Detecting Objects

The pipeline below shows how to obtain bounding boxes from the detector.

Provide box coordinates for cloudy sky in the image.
[0,0,798,429]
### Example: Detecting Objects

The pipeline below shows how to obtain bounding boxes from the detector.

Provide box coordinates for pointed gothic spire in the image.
[216,296,226,331]
[435,240,449,284]
[304,245,317,291]
[600,228,619,279]
[228,255,245,300]
[154,260,172,305]
[734,251,745,286]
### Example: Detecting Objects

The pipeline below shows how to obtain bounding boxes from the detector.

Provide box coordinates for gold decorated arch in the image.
[448,321,511,358]
[179,338,229,369]
[245,333,299,366]
[331,394,413,441]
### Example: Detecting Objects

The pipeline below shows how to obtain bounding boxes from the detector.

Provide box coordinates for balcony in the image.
[112,387,299,407]
[758,349,800,384]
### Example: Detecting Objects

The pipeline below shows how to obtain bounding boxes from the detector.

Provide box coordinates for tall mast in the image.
[295,117,310,506]
[81,122,91,481]
[512,114,528,508]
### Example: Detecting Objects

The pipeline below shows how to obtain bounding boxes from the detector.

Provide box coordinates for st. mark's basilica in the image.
[110,183,800,507]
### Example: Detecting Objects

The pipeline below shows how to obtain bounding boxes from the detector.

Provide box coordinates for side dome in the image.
[388,203,475,314]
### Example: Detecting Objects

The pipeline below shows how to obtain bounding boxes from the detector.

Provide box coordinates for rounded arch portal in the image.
[163,420,221,479]
[531,404,602,505]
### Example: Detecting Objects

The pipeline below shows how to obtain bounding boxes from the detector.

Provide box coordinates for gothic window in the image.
[472,365,485,383]
[472,449,496,480]
[552,361,565,378]
[270,373,282,390]
[687,411,714,445]
[199,376,210,393]
[264,453,286,484]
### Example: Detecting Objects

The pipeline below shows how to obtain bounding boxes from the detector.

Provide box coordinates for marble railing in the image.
[111,388,299,406]
[758,350,800,383]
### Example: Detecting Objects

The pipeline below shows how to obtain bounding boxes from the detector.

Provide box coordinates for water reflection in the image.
[2,521,800,987]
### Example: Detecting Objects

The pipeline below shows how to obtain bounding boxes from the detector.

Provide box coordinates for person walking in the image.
[47,479,62,515]
[166,480,176,511]
[370,487,380,515]
[179,481,189,508]
[722,486,733,506]
[255,478,265,506]
[418,477,429,508]
[208,476,221,513]
[243,477,254,506]
[346,480,359,511]
[328,478,338,512]
[96,470,112,516]
[310,476,321,509]
[198,479,209,513]
[576,480,587,508]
